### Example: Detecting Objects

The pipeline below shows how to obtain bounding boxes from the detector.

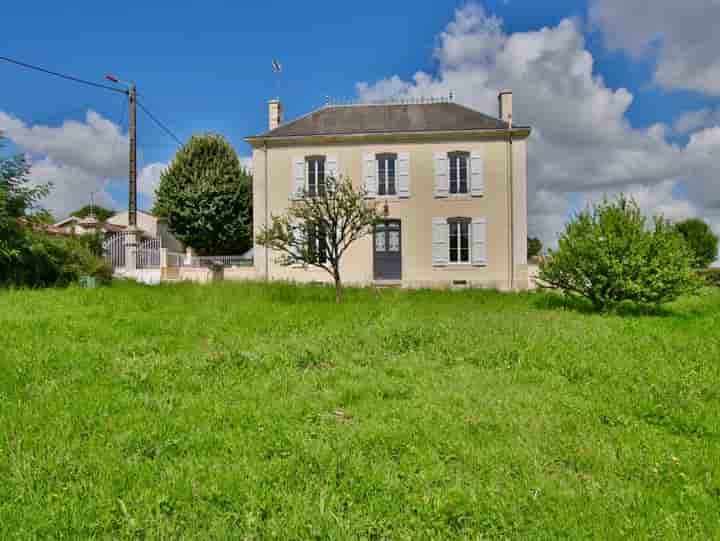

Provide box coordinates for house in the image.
[246,91,531,289]
[53,209,183,252]
[106,210,183,252]
[52,214,127,236]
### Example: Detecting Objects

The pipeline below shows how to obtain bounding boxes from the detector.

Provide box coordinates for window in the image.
[448,152,469,194]
[307,224,328,264]
[377,153,397,196]
[448,217,470,263]
[306,156,325,196]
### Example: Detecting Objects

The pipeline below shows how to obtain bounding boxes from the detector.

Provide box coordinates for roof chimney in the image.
[498,90,512,127]
[268,99,283,131]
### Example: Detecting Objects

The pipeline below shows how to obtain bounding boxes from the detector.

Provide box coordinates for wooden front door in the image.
[373,220,402,280]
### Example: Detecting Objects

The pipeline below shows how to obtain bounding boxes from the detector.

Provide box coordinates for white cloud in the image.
[590,0,720,95]
[356,3,720,248]
[239,156,253,175]
[0,110,127,178]
[674,108,720,134]
[138,162,167,198]
[0,110,172,220]
[24,157,119,220]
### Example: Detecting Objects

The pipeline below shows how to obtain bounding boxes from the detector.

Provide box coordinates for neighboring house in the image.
[53,209,183,252]
[246,91,531,289]
[52,215,127,236]
[106,210,183,252]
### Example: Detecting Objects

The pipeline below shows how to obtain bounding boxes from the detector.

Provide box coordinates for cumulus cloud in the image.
[590,0,720,95]
[674,108,720,134]
[239,156,253,175]
[356,3,720,247]
[22,157,120,220]
[0,110,172,220]
[138,162,167,198]
[0,110,127,178]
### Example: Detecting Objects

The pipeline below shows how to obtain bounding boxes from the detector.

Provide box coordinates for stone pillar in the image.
[160,248,168,269]
[124,229,139,273]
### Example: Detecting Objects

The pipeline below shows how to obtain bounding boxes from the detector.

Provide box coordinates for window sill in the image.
[435,194,483,199]
[434,264,487,270]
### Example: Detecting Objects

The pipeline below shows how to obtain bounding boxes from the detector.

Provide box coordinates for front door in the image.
[374,220,402,280]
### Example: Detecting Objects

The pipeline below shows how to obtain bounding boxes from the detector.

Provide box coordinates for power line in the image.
[0,56,127,95]
[137,100,182,146]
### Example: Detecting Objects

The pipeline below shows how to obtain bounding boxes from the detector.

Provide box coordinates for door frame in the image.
[373,219,402,280]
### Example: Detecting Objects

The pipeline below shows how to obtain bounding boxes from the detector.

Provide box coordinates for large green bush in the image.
[3,233,112,287]
[1,134,111,287]
[674,218,719,268]
[539,195,701,310]
[153,134,252,255]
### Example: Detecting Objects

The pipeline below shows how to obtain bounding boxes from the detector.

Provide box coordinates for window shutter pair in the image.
[434,151,484,197]
[432,217,487,266]
[292,155,338,198]
[364,152,410,198]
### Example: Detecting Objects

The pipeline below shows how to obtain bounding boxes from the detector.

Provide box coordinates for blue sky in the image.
[2,0,719,247]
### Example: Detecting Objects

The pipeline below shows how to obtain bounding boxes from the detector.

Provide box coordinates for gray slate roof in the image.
[253,102,511,138]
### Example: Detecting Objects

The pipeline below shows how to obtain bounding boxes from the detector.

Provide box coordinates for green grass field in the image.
[1,281,719,539]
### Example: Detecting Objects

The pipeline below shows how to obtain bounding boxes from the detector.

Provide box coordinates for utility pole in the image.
[106,74,137,229]
[128,84,137,228]
[106,73,139,274]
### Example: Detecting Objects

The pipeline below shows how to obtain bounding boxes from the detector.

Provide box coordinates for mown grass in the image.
[1,281,719,539]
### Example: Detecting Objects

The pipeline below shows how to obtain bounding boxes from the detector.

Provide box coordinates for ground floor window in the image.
[448,217,470,263]
[307,224,328,264]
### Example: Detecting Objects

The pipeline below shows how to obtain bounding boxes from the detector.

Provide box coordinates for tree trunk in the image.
[333,268,343,304]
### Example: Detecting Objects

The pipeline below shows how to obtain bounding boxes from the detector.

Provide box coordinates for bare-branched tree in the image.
[257,176,382,303]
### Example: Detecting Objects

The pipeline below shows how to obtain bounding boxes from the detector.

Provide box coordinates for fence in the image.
[189,255,253,268]
[167,252,186,268]
[103,232,162,269]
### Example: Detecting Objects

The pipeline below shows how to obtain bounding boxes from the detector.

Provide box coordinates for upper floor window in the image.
[306,156,325,197]
[377,153,397,196]
[448,217,470,263]
[448,152,469,194]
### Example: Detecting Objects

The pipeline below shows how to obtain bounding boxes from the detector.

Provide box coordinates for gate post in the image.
[125,230,139,274]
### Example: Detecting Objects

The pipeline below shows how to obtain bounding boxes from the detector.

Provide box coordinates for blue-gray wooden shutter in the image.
[432,218,449,266]
[434,152,448,197]
[398,152,410,198]
[326,154,338,182]
[471,217,487,265]
[293,158,305,199]
[363,152,377,197]
[470,151,484,196]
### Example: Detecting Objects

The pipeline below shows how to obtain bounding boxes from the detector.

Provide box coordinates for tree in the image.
[527,236,542,258]
[70,204,115,222]
[674,218,718,268]
[153,134,252,255]
[539,194,700,310]
[257,175,382,303]
[1,135,49,271]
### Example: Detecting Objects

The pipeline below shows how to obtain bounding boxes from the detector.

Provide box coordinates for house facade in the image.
[246,91,531,290]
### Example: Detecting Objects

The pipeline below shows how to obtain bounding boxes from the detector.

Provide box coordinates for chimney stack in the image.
[498,90,513,127]
[268,99,283,131]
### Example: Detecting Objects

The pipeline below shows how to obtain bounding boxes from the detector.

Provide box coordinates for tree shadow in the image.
[532,291,675,317]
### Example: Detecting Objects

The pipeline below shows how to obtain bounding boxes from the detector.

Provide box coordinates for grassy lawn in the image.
[1,281,719,539]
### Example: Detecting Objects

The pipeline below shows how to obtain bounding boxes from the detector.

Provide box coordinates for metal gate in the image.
[137,238,161,268]
[103,232,127,269]
[103,232,162,269]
